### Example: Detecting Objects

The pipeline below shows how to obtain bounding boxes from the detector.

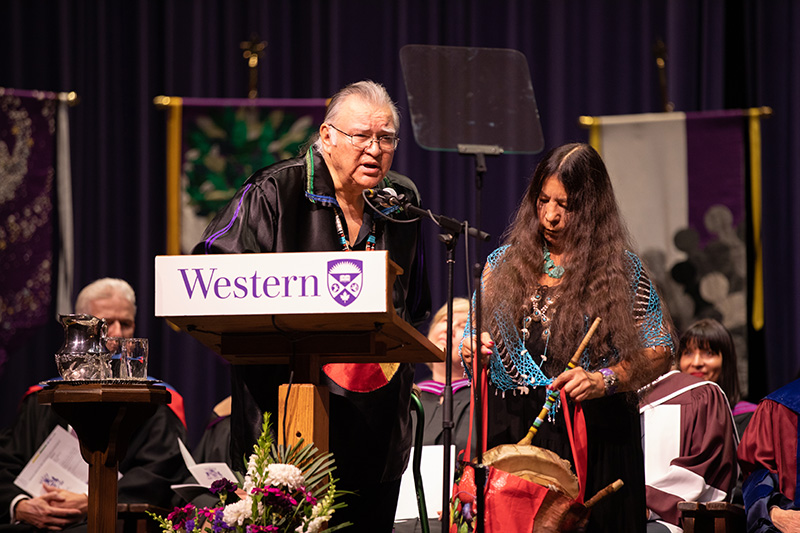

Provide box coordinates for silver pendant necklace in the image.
[521,286,559,361]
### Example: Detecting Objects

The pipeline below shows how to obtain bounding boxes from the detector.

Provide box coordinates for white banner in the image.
[597,112,689,268]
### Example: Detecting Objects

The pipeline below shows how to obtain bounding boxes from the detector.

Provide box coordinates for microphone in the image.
[365,186,491,241]
[364,187,404,207]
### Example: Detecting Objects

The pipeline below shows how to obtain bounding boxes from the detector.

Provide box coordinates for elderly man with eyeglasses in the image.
[193,80,431,532]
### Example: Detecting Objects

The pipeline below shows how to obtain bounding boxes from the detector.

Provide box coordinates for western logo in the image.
[327,259,363,307]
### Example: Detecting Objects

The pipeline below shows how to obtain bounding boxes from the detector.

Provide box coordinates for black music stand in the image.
[400,44,544,533]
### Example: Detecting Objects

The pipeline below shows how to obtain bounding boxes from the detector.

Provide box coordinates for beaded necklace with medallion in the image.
[334,210,376,251]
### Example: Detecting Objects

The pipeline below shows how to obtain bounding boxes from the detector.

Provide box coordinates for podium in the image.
[155,251,444,449]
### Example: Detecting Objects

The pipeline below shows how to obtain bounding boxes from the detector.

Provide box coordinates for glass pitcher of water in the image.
[55,314,111,380]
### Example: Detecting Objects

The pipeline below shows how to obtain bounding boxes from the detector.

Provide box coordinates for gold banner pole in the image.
[747,106,771,331]
[154,96,183,255]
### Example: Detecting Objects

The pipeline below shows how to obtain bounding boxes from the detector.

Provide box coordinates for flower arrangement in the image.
[148,413,349,533]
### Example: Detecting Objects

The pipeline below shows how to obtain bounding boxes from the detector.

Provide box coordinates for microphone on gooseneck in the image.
[364,187,405,207]
[364,185,490,240]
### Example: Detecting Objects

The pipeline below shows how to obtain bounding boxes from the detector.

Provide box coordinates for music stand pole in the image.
[384,195,489,532]
[399,43,543,533]
[459,144,501,533]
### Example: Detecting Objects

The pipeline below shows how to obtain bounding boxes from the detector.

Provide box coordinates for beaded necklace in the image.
[542,244,565,279]
[334,210,376,251]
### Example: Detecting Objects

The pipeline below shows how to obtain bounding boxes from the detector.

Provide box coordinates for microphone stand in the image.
[381,194,489,532]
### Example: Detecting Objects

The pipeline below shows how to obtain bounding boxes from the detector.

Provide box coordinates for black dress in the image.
[486,321,647,533]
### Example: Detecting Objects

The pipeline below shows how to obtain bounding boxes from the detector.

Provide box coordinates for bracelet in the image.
[598,367,618,396]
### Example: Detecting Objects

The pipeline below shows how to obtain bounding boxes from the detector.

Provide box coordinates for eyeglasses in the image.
[327,123,400,152]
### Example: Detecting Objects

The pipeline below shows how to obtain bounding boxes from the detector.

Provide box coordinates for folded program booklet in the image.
[170,439,238,502]
[14,425,89,497]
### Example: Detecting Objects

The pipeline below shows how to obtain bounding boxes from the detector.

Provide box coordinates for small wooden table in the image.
[38,381,170,533]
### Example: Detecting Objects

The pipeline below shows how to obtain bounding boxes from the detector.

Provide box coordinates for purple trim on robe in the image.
[203,183,253,253]
[733,400,758,416]
[417,378,470,396]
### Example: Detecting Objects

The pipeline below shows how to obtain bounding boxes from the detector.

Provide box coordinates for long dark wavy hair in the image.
[679,318,742,406]
[483,143,661,388]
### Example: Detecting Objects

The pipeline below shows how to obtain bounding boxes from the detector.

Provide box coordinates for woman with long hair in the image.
[462,142,676,531]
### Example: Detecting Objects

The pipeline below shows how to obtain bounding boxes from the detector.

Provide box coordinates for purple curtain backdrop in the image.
[0,0,798,446]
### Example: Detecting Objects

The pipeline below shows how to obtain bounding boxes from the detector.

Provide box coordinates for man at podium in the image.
[192,80,431,531]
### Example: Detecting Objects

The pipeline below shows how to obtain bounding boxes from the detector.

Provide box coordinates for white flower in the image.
[243,474,255,495]
[295,499,333,532]
[310,500,332,520]
[222,497,253,526]
[296,516,328,533]
[265,463,304,490]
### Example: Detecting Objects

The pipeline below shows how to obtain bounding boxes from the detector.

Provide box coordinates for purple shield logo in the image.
[327,259,363,307]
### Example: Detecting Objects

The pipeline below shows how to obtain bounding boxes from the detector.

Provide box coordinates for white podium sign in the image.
[155,251,392,317]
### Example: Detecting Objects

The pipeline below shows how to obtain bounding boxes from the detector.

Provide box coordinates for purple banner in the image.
[686,110,746,247]
[0,95,57,369]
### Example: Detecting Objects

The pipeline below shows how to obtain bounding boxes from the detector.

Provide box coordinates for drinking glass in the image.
[123,338,149,379]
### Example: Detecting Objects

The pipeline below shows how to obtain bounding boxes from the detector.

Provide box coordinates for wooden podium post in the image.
[278,384,330,451]
[155,251,444,452]
[277,352,330,451]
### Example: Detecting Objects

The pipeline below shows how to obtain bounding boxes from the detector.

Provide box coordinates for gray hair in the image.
[75,278,137,315]
[312,80,400,151]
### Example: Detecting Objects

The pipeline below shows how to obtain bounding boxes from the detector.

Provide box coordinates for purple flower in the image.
[246,526,279,532]
[462,502,473,521]
[210,508,232,532]
[210,478,239,495]
[167,503,196,530]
